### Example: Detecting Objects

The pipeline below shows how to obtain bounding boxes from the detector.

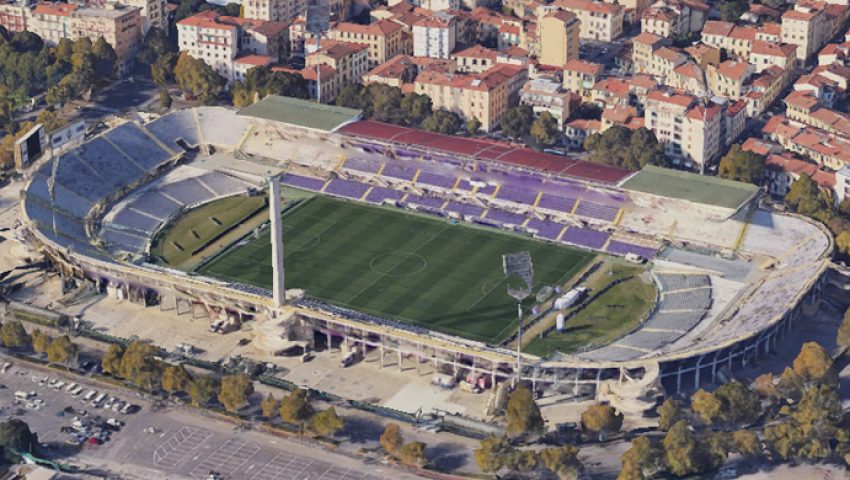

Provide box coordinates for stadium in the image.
[18,95,832,411]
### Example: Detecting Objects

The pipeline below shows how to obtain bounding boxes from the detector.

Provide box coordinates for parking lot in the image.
[0,359,404,480]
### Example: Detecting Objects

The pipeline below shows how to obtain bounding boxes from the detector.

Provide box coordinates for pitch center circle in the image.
[369,252,428,276]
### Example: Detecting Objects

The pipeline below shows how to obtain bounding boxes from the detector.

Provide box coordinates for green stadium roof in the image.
[621,165,759,210]
[237,95,362,132]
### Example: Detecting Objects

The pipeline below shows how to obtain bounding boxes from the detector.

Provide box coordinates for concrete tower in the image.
[269,177,285,307]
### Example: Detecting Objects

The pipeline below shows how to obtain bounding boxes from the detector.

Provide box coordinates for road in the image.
[0,356,423,480]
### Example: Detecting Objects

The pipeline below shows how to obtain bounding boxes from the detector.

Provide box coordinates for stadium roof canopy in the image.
[238,95,362,132]
[338,120,631,184]
[621,165,759,210]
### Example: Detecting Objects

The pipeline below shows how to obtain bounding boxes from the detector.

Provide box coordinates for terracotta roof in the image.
[751,40,797,57]
[416,63,525,91]
[633,31,665,46]
[414,13,454,28]
[32,2,78,16]
[759,22,782,36]
[178,10,288,36]
[813,63,850,80]
[741,137,778,156]
[554,0,622,15]
[629,74,657,90]
[452,44,498,60]
[315,40,368,60]
[566,118,602,131]
[766,154,835,188]
[673,62,703,80]
[655,47,685,63]
[748,4,781,18]
[647,89,694,108]
[334,19,403,36]
[564,59,603,75]
[785,90,821,110]
[642,6,677,22]
[686,103,721,121]
[729,26,756,41]
[701,20,734,36]
[602,105,638,124]
[716,60,751,81]
[234,54,272,66]
[364,54,415,79]
[782,9,817,21]
[545,10,577,22]
[685,43,718,59]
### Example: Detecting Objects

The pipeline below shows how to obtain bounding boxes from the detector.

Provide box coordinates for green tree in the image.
[364,84,404,124]
[730,430,761,459]
[101,343,124,376]
[260,392,278,418]
[397,441,427,467]
[380,423,404,455]
[786,174,833,222]
[839,306,850,351]
[220,2,241,16]
[764,421,805,461]
[421,109,462,135]
[719,0,747,21]
[618,436,664,480]
[718,144,766,184]
[174,51,227,104]
[0,419,38,458]
[531,111,560,147]
[777,366,805,402]
[691,389,723,425]
[279,388,313,426]
[657,398,683,431]
[581,404,623,441]
[46,336,77,365]
[187,375,218,407]
[0,321,30,349]
[505,385,545,439]
[585,126,668,170]
[160,89,172,110]
[793,341,837,386]
[714,381,761,426]
[309,407,344,437]
[218,373,254,413]
[35,109,64,133]
[10,31,43,52]
[836,231,850,256]
[30,329,50,354]
[117,341,162,391]
[753,372,779,401]
[466,116,481,135]
[474,436,514,473]
[539,445,582,480]
[161,364,192,395]
[501,105,534,140]
[335,83,365,109]
[662,420,704,477]
[400,92,432,127]
[91,36,117,78]
[151,52,178,86]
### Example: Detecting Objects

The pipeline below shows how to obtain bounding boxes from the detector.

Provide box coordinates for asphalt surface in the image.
[0,357,410,480]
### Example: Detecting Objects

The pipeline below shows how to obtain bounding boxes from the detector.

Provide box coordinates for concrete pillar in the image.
[268,176,285,308]
[326,331,332,352]
[398,350,403,371]
[379,346,385,368]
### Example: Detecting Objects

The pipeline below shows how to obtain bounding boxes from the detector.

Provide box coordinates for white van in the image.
[14,391,33,401]
[83,390,97,401]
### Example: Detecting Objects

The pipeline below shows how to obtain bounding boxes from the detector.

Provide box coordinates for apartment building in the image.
[329,19,406,69]
[743,65,784,117]
[552,0,623,41]
[121,0,163,34]
[707,60,754,100]
[414,63,528,131]
[538,9,579,67]
[669,62,706,95]
[563,59,603,99]
[243,0,304,23]
[565,118,601,148]
[0,0,29,33]
[177,10,290,84]
[644,89,722,169]
[700,21,757,60]
[750,40,797,74]
[763,114,850,170]
[412,11,455,59]
[451,44,497,72]
[763,152,835,197]
[684,43,719,69]
[307,40,368,86]
[274,64,338,102]
[362,54,419,87]
[650,46,686,79]
[781,1,832,65]
[520,76,572,129]
[632,31,669,74]
[640,0,707,38]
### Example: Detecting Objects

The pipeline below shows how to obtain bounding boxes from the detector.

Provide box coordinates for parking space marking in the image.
[250,452,313,480]
[189,438,261,479]
[153,427,211,468]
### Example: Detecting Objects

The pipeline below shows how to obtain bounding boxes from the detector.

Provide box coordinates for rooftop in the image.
[237,95,361,132]
[621,165,759,210]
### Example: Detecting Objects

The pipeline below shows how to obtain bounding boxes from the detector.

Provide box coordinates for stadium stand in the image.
[343,157,383,174]
[324,178,371,199]
[402,194,445,208]
[145,109,202,149]
[280,173,326,192]
[381,163,417,181]
[415,171,455,189]
[445,201,485,217]
[104,122,174,169]
[365,186,405,204]
[527,219,565,240]
[195,107,251,148]
[561,227,609,250]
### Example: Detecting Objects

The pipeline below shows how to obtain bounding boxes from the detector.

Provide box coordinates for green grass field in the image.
[197,195,595,344]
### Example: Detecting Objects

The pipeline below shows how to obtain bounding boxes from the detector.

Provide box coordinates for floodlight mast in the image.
[503,251,533,386]
[268,176,285,308]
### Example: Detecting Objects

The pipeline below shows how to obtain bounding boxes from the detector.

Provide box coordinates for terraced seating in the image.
[561,227,608,249]
[415,171,455,189]
[444,201,484,217]
[51,183,95,219]
[145,110,201,148]
[642,311,705,332]
[574,201,619,222]
[110,209,160,234]
[197,173,251,196]
[365,186,404,204]
[606,240,657,259]
[485,209,525,225]
[537,193,576,213]
[324,178,370,199]
[617,330,680,351]
[159,179,217,205]
[25,200,88,241]
[195,107,249,148]
[76,138,142,189]
[344,157,382,174]
[403,194,445,208]
[51,153,114,202]
[658,288,712,311]
[131,192,184,219]
[106,123,173,169]
[280,173,325,192]
[101,228,148,252]
[497,185,538,205]
[655,273,711,292]
[527,219,564,240]
[382,163,417,181]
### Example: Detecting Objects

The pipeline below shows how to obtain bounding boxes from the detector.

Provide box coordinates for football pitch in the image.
[198,195,595,344]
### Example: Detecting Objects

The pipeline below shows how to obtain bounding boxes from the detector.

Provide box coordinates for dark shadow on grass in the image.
[426,442,469,472]
[341,415,385,444]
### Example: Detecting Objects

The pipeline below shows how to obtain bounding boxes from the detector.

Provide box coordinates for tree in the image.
[618,436,664,480]
[309,407,344,437]
[35,109,64,133]
[662,420,705,477]
[837,231,850,256]
[187,375,218,407]
[117,341,162,391]
[218,373,254,413]
[0,321,30,349]
[31,329,50,354]
[364,84,404,124]
[531,111,560,147]
[690,389,723,425]
[161,364,192,395]
[584,126,668,170]
[400,92,432,127]
[777,366,805,402]
[0,419,38,458]
[279,388,313,426]
[753,372,779,401]
[474,436,514,473]
[501,105,534,140]
[46,336,77,366]
[151,52,178,86]
[786,174,833,222]
[839,306,850,351]
[397,441,428,467]
[793,341,837,386]
[92,36,117,78]
[160,89,172,110]
[764,421,806,461]
[420,109,462,135]
[657,398,683,431]
[220,2,241,16]
[718,0,747,21]
[466,116,481,135]
[335,83,365,110]
[260,392,278,418]
[718,144,766,185]
[380,423,404,455]
[174,52,227,103]
[505,385,545,439]
[101,344,124,376]
[10,31,43,53]
[730,430,761,459]
[581,404,623,441]
[713,381,761,426]
[539,445,582,480]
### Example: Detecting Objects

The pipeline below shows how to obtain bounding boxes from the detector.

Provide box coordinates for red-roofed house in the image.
[412,12,456,59]
[764,153,835,196]
[750,40,797,73]
[563,59,604,98]
[330,19,407,68]
[640,0,707,38]
[552,0,624,41]
[632,31,670,74]
[707,60,754,99]
[645,89,725,169]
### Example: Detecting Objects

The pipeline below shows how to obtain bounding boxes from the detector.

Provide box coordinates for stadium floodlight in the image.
[503,251,533,385]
